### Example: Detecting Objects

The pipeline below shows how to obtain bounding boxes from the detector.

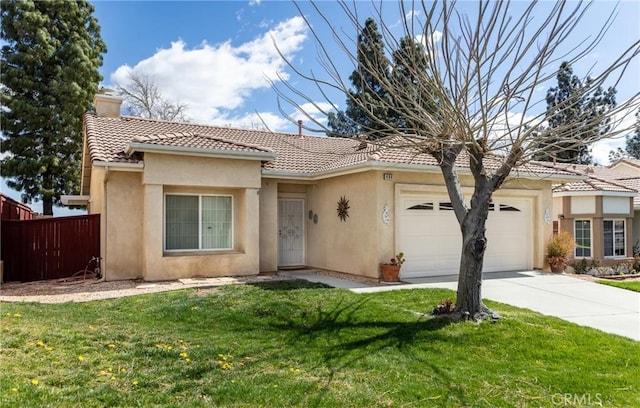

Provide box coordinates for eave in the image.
[125,142,278,162]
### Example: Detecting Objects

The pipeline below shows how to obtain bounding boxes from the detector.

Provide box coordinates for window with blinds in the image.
[165,194,232,251]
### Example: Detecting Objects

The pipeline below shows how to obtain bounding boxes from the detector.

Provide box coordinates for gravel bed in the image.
[0,274,298,304]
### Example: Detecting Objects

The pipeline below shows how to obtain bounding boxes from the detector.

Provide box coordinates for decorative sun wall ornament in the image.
[336,196,350,222]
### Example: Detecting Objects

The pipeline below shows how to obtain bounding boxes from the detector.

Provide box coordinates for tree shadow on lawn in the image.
[268,296,469,406]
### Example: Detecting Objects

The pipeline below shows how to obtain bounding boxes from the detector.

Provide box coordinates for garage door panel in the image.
[398,194,531,278]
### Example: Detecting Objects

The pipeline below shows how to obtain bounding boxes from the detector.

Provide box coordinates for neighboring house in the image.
[62,94,577,281]
[0,193,33,221]
[551,160,640,265]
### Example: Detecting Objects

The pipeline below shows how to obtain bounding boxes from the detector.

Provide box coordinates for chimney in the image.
[94,92,122,118]
[298,120,303,139]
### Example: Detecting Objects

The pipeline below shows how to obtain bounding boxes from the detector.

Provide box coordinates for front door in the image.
[278,199,305,267]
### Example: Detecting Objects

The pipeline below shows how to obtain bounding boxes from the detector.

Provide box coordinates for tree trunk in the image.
[454,204,493,318]
[43,197,53,216]
[42,169,54,216]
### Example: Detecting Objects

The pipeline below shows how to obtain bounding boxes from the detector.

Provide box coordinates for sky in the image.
[2,0,640,215]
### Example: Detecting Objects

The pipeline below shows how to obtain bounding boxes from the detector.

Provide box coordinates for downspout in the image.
[103,166,110,281]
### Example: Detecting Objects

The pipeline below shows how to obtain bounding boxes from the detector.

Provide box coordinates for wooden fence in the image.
[1,214,100,282]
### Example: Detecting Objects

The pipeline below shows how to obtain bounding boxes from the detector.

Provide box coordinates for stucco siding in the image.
[143,153,262,188]
[259,180,278,272]
[305,172,382,278]
[104,171,143,280]
[140,184,260,281]
[88,166,105,216]
[609,162,640,176]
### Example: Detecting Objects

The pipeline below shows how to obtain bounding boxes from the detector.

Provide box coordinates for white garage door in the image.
[398,194,532,278]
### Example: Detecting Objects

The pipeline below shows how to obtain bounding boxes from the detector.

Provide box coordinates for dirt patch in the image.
[0,278,142,297]
[0,274,299,303]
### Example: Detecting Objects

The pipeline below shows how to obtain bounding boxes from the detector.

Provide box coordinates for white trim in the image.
[163,192,234,252]
[573,219,593,258]
[93,161,144,170]
[61,195,90,206]
[263,161,583,182]
[126,142,277,161]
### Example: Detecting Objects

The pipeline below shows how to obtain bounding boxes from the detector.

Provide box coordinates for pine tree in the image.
[1,0,106,215]
[389,36,438,134]
[609,109,640,162]
[535,62,616,164]
[327,18,392,139]
[624,109,640,159]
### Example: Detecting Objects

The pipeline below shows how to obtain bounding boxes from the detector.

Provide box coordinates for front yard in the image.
[597,279,640,293]
[2,281,638,407]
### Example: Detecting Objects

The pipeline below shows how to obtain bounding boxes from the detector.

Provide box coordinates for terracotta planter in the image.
[549,260,565,274]
[380,264,401,282]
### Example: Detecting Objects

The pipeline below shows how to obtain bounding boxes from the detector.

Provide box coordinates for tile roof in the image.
[553,177,636,194]
[550,162,640,200]
[83,113,576,178]
[129,132,274,155]
[610,157,640,170]
[550,163,626,181]
[616,178,640,207]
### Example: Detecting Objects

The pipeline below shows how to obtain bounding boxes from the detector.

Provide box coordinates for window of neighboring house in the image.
[165,194,233,251]
[574,220,591,257]
[603,219,625,257]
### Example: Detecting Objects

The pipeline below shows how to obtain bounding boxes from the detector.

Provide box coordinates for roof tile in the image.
[83,113,576,177]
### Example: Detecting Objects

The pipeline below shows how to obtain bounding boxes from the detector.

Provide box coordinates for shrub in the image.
[546,231,576,259]
[571,258,589,274]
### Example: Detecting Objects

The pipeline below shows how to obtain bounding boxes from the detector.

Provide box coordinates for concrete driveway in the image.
[284,270,640,341]
[396,271,640,341]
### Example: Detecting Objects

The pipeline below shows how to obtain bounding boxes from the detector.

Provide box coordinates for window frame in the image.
[163,193,234,253]
[573,219,592,258]
[603,219,626,258]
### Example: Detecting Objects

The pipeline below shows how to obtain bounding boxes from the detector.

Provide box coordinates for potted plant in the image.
[546,231,576,273]
[380,252,405,282]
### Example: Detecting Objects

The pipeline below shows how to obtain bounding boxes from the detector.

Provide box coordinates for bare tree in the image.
[116,70,189,121]
[274,1,640,318]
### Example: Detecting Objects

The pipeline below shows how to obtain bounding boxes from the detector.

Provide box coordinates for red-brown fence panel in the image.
[1,214,100,282]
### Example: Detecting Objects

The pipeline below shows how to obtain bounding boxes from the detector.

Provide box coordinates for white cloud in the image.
[415,30,442,47]
[591,98,639,165]
[291,102,334,126]
[210,102,334,134]
[591,138,624,165]
[405,10,420,20]
[110,16,308,124]
[210,111,290,132]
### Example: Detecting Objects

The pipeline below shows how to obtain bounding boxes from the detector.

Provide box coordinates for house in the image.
[63,93,578,281]
[551,161,640,265]
[0,193,33,221]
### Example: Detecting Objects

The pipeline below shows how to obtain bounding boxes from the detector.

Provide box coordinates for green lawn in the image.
[597,279,640,293]
[2,281,639,407]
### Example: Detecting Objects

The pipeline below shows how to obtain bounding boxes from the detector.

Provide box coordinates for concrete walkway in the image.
[283,270,640,341]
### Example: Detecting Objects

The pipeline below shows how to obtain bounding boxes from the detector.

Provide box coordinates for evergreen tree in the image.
[609,109,640,162]
[389,36,438,134]
[327,18,392,139]
[1,0,106,215]
[535,62,616,164]
[623,109,640,159]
